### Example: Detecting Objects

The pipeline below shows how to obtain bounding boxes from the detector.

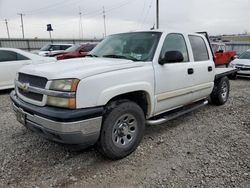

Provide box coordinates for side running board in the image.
[146,100,208,126]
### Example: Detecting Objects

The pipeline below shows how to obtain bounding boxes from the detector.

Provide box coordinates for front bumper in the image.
[10,91,104,146]
[237,70,250,77]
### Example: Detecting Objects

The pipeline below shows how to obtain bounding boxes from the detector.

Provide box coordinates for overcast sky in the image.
[0,0,249,39]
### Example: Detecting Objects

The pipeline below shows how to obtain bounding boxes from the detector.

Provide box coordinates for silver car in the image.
[229,50,250,78]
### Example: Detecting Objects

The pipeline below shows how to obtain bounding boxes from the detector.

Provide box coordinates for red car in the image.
[56,43,97,60]
[211,43,236,66]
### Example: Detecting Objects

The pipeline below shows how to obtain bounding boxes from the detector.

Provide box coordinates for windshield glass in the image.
[65,44,81,52]
[239,51,250,59]
[90,32,162,61]
[40,44,52,51]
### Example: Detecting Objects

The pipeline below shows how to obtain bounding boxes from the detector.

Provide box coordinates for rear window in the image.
[189,35,209,61]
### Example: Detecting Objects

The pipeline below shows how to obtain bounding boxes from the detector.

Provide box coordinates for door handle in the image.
[187,68,194,75]
[208,66,213,72]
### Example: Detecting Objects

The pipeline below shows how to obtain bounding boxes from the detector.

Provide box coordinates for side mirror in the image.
[159,51,184,65]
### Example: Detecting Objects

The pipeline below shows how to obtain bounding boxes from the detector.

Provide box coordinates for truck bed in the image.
[215,68,237,79]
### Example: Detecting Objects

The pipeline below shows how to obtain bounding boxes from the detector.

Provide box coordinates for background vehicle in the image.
[11,31,236,159]
[56,43,97,60]
[211,43,236,66]
[229,49,250,78]
[0,48,55,90]
[33,44,73,57]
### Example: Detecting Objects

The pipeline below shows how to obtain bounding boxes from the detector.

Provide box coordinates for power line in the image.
[17,13,25,38]
[4,19,10,38]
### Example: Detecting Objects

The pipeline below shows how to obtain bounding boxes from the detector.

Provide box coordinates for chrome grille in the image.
[18,73,47,88]
[18,88,43,101]
[17,73,48,103]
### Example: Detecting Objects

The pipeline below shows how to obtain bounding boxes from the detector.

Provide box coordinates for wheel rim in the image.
[221,81,228,101]
[112,114,138,148]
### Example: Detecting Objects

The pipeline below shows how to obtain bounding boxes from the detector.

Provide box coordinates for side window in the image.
[50,45,61,51]
[221,45,226,52]
[0,50,18,62]
[61,45,71,50]
[189,35,209,61]
[17,53,30,60]
[160,33,189,63]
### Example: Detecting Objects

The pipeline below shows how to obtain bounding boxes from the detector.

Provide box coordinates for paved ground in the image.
[0,79,249,188]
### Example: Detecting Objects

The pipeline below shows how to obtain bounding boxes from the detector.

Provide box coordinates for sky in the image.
[0,0,249,39]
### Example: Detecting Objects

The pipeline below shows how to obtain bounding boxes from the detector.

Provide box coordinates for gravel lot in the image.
[0,79,249,188]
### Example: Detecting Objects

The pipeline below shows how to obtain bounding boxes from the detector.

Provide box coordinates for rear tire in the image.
[98,100,145,160]
[210,76,230,105]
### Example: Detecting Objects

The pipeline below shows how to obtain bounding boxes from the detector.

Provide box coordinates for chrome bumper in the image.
[12,103,102,145]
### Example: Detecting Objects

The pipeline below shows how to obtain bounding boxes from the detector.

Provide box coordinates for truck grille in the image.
[236,64,250,71]
[18,88,43,101]
[17,73,48,103]
[18,73,47,88]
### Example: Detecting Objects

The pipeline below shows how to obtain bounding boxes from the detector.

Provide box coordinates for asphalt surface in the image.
[0,79,249,188]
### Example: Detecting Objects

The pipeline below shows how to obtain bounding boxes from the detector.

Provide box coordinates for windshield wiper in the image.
[102,54,139,61]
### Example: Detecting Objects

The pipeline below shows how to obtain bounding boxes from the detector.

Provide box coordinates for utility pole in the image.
[103,6,107,37]
[4,19,10,38]
[156,0,159,29]
[18,13,25,38]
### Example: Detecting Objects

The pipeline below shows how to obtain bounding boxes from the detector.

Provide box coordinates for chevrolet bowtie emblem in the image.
[20,83,30,92]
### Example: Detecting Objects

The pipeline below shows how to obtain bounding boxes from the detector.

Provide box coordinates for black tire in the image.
[210,76,230,105]
[98,100,145,160]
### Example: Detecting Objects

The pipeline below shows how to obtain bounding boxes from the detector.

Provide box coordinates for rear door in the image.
[0,50,31,88]
[154,33,195,115]
[188,35,215,101]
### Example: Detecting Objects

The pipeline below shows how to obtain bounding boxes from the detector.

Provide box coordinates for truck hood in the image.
[231,59,250,66]
[19,57,144,80]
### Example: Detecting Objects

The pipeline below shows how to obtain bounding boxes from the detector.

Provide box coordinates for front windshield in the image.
[65,44,81,52]
[40,44,52,51]
[90,32,162,61]
[239,51,250,59]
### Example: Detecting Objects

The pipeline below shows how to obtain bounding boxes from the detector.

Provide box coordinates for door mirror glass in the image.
[160,51,184,65]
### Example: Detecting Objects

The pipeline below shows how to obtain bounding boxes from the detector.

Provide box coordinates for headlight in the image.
[50,79,79,92]
[47,79,79,109]
[47,96,76,109]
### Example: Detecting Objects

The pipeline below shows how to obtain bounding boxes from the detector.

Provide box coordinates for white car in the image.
[0,48,55,90]
[33,44,73,57]
[229,50,250,78]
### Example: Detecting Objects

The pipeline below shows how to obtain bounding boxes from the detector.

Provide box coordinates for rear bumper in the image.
[10,91,103,146]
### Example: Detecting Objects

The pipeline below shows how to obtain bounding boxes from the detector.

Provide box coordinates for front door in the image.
[153,33,195,115]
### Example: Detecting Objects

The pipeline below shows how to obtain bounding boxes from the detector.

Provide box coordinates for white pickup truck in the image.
[11,30,237,159]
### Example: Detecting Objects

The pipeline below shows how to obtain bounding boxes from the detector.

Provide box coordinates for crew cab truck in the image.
[11,30,237,159]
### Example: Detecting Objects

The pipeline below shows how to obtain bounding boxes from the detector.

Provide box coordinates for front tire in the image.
[98,100,145,160]
[210,76,230,105]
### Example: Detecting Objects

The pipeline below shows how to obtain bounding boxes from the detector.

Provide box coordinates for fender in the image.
[97,82,154,117]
